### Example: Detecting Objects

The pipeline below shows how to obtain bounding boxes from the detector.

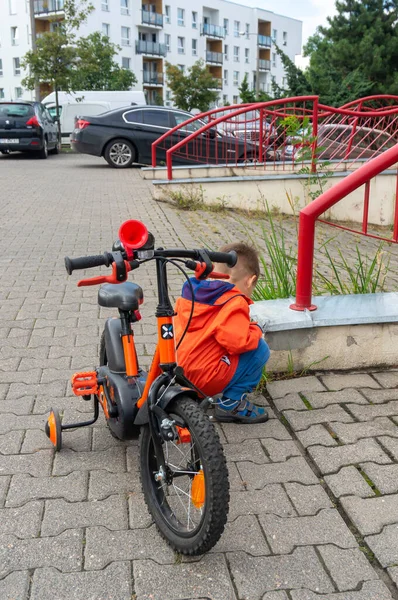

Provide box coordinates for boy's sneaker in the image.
[214,395,269,424]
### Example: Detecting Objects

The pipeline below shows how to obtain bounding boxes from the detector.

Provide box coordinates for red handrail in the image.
[290,143,398,311]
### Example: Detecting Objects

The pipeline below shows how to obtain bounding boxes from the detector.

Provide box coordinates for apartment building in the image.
[0,0,302,106]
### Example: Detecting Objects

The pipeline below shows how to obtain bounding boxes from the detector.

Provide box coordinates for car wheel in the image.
[1,150,10,155]
[50,141,60,155]
[38,138,48,159]
[104,139,136,168]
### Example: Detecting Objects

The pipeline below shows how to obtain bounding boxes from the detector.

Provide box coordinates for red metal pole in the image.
[259,107,264,163]
[290,212,317,311]
[394,169,398,242]
[362,181,370,234]
[311,98,318,174]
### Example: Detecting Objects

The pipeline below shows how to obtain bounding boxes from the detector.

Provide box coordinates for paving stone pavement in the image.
[1,153,398,600]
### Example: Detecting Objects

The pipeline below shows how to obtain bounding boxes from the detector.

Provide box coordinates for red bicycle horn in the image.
[119,220,149,258]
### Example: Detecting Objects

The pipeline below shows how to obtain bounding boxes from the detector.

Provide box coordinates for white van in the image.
[42,91,146,144]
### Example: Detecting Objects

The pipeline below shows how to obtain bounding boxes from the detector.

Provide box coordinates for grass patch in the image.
[356,466,382,496]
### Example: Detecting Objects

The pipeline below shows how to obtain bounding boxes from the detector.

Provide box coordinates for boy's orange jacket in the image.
[174,278,262,396]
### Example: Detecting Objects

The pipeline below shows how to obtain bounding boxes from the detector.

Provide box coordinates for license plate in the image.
[0,138,19,143]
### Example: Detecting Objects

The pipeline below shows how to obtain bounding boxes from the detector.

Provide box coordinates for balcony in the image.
[201,23,225,39]
[258,59,271,71]
[141,9,163,28]
[209,78,223,90]
[206,51,223,65]
[34,0,64,15]
[258,34,272,47]
[136,40,167,56]
[143,72,164,86]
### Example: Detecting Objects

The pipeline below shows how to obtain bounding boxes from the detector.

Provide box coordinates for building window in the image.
[102,23,110,37]
[245,48,249,63]
[15,86,22,98]
[122,57,130,69]
[224,44,228,60]
[233,95,238,104]
[272,52,276,67]
[11,26,18,46]
[245,23,250,39]
[283,31,288,45]
[223,94,228,104]
[234,21,240,37]
[192,11,197,28]
[0,59,3,76]
[223,18,229,35]
[165,33,171,52]
[282,76,287,87]
[9,0,16,14]
[0,89,4,99]
[101,0,109,11]
[121,26,131,46]
[272,28,277,42]
[233,70,239,86]
[177,36,185,54]
[177,8,184,26]
[165,90,171,106]
[192,39,197,56]
[13,57,20,75]
[223,69,228,85]
[165,5,170,23]
[121,0,129,15]
[178,64,185,72]
[233,46,239,62]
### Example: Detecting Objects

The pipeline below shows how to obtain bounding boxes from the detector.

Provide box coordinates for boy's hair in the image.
[217,242,260,281]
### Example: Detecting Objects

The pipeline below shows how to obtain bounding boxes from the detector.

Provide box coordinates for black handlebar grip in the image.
[208,250,238,268]
[64,252,112,275]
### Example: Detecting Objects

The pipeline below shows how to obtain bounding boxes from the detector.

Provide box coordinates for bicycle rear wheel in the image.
[139,396,229,555]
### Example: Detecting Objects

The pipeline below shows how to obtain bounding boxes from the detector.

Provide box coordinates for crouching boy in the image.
[174,242,270,424]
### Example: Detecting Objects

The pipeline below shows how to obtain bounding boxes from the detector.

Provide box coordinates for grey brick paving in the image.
[30,563,132,600]
[341,494,398,535]
[360,462,398,493]
[134,555,237,600]
[366,524,398,568]
[324,465,375,498]
[347,400,398,421]
[320,373,381,391]
[228,547,335,598]
[308,438,392,474]
[259,508,357,553]
[284,483,333,515]
[2,154,398,598]
[317,545,379,591]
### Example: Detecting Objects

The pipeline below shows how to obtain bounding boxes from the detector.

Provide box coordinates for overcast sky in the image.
[238,0,337,48]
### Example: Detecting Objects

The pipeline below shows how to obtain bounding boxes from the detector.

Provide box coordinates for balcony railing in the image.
[206,51,223,64]
[143,72,164,85]
[201,23,225,39]
[209,78,223,90]
[34,0,64,14]
[258,34,272,47]
[136,40,167,56]
[141,9,163,27]
[258,59,271,71]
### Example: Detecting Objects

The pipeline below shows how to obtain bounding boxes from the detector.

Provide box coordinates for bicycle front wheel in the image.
[139,396,229,555]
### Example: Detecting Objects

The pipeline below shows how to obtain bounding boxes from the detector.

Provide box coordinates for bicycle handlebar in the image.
[65,247,237,275]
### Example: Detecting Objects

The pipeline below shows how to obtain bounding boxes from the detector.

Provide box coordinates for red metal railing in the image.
[151,95,398,180]
[290,143,398,311]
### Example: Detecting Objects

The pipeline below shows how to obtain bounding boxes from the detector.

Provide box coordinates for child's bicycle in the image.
[45,219,237,555]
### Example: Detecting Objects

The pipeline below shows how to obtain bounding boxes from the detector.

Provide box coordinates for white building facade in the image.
[0,0,302,106]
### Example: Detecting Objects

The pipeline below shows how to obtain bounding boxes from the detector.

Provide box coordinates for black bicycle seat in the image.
[98,282,144,312]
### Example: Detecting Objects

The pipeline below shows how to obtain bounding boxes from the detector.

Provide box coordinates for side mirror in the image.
[208,127,217,139]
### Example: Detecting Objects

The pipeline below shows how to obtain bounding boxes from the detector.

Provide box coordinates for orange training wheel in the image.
[45,408,62,451]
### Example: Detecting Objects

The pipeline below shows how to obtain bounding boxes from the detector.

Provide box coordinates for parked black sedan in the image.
[0,101,59,158]
[70,105,262,168]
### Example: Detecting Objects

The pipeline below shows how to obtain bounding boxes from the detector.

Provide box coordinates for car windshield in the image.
[0,104,35,118]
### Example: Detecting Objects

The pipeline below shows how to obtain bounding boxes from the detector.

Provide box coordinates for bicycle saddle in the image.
[98,282,144,311]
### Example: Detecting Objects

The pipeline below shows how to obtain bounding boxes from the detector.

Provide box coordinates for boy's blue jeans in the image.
[222,338,270,402]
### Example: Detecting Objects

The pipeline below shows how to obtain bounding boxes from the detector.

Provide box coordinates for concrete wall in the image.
[152,169,398,226]
[265,322,398,373]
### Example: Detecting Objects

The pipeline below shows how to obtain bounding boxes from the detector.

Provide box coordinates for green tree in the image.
[165,60,220,111]
[71,32,137,90]
[238,73,272,103]
[271,44,313,98]
[22,0,94,139]
[304,0,398,104]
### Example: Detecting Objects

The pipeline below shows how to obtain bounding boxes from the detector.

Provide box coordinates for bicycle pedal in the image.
[71,371,98,396]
